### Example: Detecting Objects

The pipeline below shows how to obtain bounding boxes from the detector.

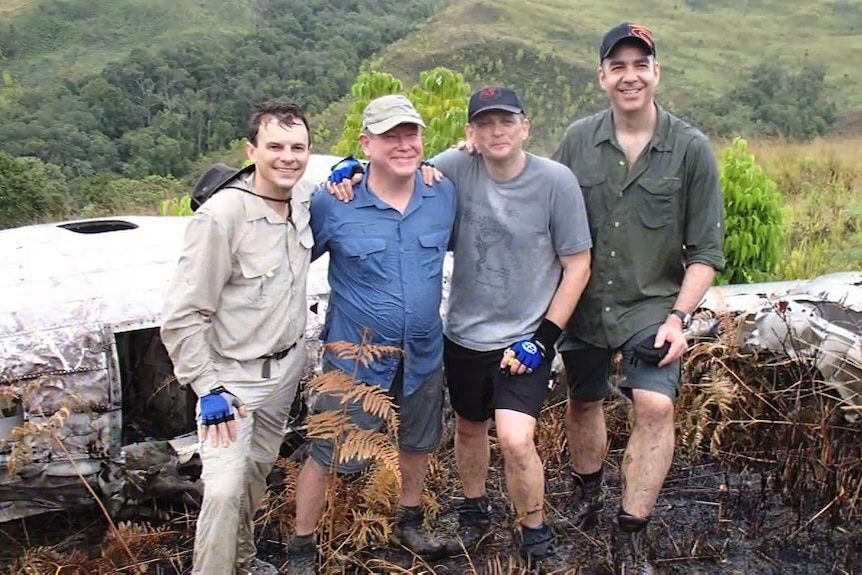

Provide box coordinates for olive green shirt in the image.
[552,105,724,349]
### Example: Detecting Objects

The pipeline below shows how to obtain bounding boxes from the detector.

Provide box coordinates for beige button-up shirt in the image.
[161,173,314,395]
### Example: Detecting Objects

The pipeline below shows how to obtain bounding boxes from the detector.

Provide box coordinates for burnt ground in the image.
[1,382,861,575]
[1,446,859,574]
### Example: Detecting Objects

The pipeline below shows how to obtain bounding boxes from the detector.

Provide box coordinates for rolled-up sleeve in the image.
[683,137,725,271]
[160,213,232,396]
[310,187,331,261]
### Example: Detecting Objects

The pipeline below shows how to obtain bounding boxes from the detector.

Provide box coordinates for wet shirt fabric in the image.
[432,149,592,352]
[160,173,315,396]
[310,168,457,396]
[552,105,725,349]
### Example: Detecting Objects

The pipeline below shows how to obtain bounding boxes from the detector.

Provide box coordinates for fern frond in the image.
[338,428,401,481]
[304,369,357,397]
[305,411,358,441]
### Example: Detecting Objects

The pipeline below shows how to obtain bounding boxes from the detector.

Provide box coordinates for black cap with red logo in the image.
[600,22,656,61]
[467,86,525,121]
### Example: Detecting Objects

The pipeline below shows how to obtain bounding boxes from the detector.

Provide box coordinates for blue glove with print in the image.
[328,156,365,184]
[501,319,563,374]
[509,338,546,371]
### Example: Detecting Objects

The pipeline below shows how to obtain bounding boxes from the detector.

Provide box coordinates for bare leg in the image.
[621,389,675,518]
[455,416,490,498]
[565,399,607,474]
[294,458,332,536]
[398,450,429,507]
[495,409,544,529]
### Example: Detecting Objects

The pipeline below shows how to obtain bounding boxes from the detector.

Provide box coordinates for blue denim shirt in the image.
[310,168,457,396]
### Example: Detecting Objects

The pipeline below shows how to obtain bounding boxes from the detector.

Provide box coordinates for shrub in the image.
[717,137,784,284]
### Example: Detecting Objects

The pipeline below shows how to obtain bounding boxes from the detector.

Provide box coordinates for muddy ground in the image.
[2,379,861,575]
[1,445,859,574]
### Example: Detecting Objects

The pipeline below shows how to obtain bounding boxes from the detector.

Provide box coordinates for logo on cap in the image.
[628,24,654,47]
[479,87,501,101]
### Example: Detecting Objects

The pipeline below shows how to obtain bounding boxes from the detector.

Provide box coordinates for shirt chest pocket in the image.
[418,230,449,278]
[237,250,282,307]
[638,178,680,229]
[342,237,388,282]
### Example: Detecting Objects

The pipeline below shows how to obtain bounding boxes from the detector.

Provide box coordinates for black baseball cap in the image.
[467,86,525,121]
[599,22,656,61]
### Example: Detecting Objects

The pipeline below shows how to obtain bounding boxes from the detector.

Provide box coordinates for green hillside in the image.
[315,0,862,153]
[0,0,256,83]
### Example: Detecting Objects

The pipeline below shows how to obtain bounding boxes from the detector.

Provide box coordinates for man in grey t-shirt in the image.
[327,86,591,564]
[433,87,591,563]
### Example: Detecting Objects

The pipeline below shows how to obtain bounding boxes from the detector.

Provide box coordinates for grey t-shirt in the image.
[433,149,592,351]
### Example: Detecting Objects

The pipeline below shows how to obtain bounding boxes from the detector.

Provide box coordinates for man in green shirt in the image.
[552,23,724,575]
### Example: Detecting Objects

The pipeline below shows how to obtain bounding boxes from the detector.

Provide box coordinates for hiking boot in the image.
[570,475,605,529]
[514,522,555,564]
[614,514,654,575]
[443,496,493,555]
[285,535,318,575]
[390,506,446,559]
[237,557,278,575]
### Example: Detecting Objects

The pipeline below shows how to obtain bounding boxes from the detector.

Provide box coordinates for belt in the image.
[259,339,300,379]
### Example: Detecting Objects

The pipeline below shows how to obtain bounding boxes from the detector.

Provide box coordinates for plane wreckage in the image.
[1,153,860,522]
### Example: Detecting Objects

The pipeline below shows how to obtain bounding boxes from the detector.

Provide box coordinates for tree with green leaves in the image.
[717,138,784,284]
[0,152,70,229]
[332,67,471,158]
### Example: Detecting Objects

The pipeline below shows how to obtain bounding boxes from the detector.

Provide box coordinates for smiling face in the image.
[359,123,423,178]
[598,41,661,115]
[245,117,311,196]
[466,110,530,163]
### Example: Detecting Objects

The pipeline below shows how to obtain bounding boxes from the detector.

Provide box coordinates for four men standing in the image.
[164,20,723,574]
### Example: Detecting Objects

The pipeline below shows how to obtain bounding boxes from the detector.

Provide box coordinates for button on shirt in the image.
[161,174,315,395]
[310,169,457,396]
[553,105,725,349]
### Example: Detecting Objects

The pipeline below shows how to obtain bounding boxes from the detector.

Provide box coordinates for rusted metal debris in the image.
[1,153,860,521]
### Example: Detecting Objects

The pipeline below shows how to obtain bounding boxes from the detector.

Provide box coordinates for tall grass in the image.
[746,137,862,279]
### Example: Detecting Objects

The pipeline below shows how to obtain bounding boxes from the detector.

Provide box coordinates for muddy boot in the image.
[390,505,446,559]
[444,496,493,555]
[613,512,654,575]
[570,471,605,529]
[285,534,318,575]
[515,522,555,565]
[237,557,278,575]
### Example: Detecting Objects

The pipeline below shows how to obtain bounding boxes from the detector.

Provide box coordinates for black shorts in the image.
[444,336,552,422]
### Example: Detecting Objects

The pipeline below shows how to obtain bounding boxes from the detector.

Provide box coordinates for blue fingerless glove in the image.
[199,386,243,426]
[504,319,563,373]
[328,156,365,184]
[510,339,546,371]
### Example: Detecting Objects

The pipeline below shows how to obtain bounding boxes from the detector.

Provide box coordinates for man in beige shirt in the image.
[161,101,315,575]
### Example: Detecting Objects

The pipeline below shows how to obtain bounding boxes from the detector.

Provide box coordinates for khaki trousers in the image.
[191,346,305,575]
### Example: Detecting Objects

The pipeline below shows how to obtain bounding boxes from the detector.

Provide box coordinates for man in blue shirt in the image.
[286,95,457,573]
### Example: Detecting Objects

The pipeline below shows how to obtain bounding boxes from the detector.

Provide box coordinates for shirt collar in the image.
[242,173,312,223]
[353,166,434,210]
[592,103,673,152]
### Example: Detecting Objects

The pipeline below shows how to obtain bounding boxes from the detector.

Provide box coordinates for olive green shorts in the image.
[560,323,682,402]
[307,361,444,474]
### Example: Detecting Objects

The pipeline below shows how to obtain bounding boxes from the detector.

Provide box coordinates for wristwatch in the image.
[669,309,692,329]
